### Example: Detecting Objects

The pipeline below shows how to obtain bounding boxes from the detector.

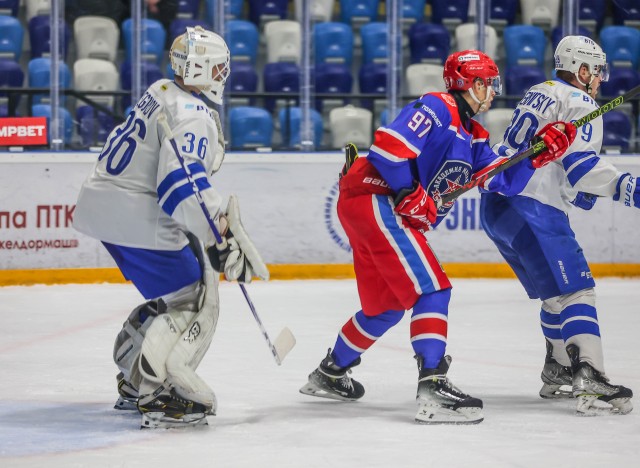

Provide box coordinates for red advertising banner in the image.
[0,117,48,146]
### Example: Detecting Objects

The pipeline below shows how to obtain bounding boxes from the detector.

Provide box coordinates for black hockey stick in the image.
[437,83,640,208]
[157,113,296,365]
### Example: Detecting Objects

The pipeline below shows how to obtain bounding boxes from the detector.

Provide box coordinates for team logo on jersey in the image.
[324,181,352,253]
[184,321,201,343]
[427,160,472,214]
[441,93,456,107]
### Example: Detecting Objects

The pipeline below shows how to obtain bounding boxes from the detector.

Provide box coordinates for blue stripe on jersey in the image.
[157,162,206,200]
[161,177,211,215]
[562,151,599,186]
[560,303,600,339]
[374,195,436,293]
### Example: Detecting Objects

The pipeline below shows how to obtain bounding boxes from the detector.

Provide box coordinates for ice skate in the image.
[415,355,484,425]
[539,339,573,399]
[299,349,365,401]
[138,386,212,429]
[114,372,139,411]
[567,344,633,416]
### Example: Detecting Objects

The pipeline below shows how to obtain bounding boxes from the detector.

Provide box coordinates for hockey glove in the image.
[613,174,640,208]
[529,121,577,169]
[571,192,598,210]
[393,183,438,233]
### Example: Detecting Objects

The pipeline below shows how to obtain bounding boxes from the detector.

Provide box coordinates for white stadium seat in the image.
[405,63,446,97]
[25,0,51,22]
[265,20,302,64]
[329,105,373,149]
[520,0,560,31]
[73,58,119,108]
[74,16,120,63]
[455,23,498,59]
[294,0,335,23]
[483,108,516,145]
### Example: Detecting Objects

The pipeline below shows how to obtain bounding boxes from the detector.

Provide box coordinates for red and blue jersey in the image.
[366,92,535,226]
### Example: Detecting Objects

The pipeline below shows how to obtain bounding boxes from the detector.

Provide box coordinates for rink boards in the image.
[1,151,639,285]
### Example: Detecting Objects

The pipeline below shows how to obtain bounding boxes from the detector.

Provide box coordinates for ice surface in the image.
[1,279,639,467]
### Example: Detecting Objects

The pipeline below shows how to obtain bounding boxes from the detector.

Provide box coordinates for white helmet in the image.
[170,26,231,104]
[554,35,609,82]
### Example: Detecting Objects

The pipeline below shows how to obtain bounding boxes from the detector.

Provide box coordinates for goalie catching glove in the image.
[529,121,577,168]
[394,183,438,233]
[208,195,269,283]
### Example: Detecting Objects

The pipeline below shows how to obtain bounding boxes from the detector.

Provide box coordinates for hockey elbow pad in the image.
[613,174,640,208]
[571,192,598,210]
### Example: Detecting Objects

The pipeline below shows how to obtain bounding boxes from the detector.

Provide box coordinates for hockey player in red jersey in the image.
[299,50,577,424]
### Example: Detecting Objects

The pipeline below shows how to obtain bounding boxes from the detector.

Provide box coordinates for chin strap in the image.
[468,86,492,113]
[576,73,597,98]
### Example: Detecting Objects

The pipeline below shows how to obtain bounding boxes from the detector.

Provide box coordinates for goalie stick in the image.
[437,83,640,208]
[157,113,296,365]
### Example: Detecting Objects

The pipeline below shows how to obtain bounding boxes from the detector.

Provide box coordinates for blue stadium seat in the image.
[229,106,274,148]
[76,105,116,147]
[314,22,354,66]
[176,0,201,19]
[408,22,450,64]
[0,0,19,16]
[31,104,73,144]
[263,62,300,113]
[430,0,469,29]
[600,26,640,69]
[402,0,427,24]
[122,18,166,65]
[28,57,71,105]
[120,60,163,108]
[551,26,592,52]
[205,0,244,21]
[488,0,518,29]
[169,18,210,41]
[0,59,24,116]
[578,0,606,33]
[227,61,258,105]
[28,15,71,59]
[602,111,631,152]
[225,20,259,64]
[600,68,640,98]
[0,16,23,61]
[503,25,546,68]
[612,0,640,28]
[505,66,546,106]
[360,22,388,64]
[314,63,353,111]
[359,62,386,110]
[339,0,379,26]
[278,107,324,148]
[248,0,288,26]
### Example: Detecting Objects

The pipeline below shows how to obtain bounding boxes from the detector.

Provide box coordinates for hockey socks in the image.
[331,309,404,368]
[410,289,451,368]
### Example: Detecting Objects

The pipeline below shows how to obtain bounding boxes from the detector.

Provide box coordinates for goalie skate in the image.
[299,349,365,401]
[539,340,573,399]
[415,355,484,425]
[567,344,633,416]
[138,386,212,429]
[114,373,139,411]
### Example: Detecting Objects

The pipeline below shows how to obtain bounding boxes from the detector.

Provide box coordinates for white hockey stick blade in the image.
[273,327,296,365]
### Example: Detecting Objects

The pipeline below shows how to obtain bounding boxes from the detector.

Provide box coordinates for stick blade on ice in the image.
[273,327,296,365]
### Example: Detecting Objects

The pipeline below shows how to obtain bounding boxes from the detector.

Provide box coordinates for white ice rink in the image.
[1,278,639,468]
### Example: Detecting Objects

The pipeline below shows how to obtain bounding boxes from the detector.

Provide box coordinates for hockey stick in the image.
[437,83,640,208]
[157,113,296,365]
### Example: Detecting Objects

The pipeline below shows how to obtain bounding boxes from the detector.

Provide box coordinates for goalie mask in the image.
[170,26,231,104]
[554,35,609,84]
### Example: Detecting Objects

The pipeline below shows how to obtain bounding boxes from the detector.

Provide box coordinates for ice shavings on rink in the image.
[0,279,639,467]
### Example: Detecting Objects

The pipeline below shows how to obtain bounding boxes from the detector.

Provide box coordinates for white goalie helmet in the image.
[170,26,231,104]
[554,35,609,82]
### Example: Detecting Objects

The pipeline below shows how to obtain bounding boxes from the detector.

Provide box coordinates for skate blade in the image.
[114,397,138,411]
[299,382,358,402]
[539,384,574,399]
[140,412,208,429]
[576,395,633,416]
[415,404,484,425]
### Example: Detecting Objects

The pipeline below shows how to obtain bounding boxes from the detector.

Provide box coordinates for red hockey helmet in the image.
[443,50,502,95]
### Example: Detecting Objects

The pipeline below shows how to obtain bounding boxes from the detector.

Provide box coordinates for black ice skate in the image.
[415,355,484,425]
[567,344,633,415]
[138,385,211,429]
[539,339,573,399]
[299,349,365,401]
[114,372,139,411]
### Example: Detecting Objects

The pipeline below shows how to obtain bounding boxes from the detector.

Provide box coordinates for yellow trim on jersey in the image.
[1,264,639,286]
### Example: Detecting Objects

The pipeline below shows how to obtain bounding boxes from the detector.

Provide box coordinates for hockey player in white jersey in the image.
[73,26,268,428]
[480,35,637,415]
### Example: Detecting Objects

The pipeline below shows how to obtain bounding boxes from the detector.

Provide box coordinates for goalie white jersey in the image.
[492,78,626,213]
[74,79,223,250]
